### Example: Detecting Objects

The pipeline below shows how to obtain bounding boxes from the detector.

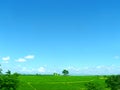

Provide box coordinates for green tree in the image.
[62,69,69,76]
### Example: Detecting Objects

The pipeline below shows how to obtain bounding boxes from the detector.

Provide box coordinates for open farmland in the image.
[18,75,108,90]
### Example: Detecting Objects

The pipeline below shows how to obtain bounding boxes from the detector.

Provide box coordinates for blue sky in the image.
[0,0,120,75]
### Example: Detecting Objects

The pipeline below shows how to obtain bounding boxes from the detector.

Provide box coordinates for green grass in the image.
[18,75,109,90]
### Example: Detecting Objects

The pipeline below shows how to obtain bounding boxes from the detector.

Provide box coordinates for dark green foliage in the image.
[62,69,69,76]
[105,75,120,90]
[85,82,104,90]
[0,70,19,90]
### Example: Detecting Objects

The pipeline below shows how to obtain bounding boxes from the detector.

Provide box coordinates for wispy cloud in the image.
[10,64,120,75]
[65,66,80,72]
[21,67,33,72]
[38,67,46,73]
[16,58,26,62]
[24,55,34,59]
[2,56,10,61]
[62,65,120,75]
[114,56,119,59]
[15,66,46,74]
[2,61,9,64]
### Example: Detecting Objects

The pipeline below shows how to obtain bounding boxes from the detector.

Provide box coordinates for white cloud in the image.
[24,55,34,59]
[2,56,10,61]
[15,54,35,63]
[38,67,46,73]
[16,58,26,62]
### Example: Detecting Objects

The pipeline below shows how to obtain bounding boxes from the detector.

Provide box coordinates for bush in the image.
[0,70,19,90]
[105,75,120,90]
[85,81,104,90]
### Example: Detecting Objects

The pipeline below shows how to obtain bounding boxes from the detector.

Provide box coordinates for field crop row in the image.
[18,75,108,90]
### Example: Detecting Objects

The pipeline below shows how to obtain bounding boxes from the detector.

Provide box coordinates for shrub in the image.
[85,81,104,90]
[105,75,120,90]
[0,70,19,90]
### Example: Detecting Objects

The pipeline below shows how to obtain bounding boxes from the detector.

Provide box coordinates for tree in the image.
[62,69,69,76]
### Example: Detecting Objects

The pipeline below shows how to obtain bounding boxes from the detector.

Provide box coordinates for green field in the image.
[18,75,109,90]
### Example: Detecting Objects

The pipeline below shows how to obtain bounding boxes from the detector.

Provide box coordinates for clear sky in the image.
[0,0,120,75]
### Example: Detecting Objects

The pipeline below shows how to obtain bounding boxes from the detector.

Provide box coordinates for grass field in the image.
[17,75,109,90]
